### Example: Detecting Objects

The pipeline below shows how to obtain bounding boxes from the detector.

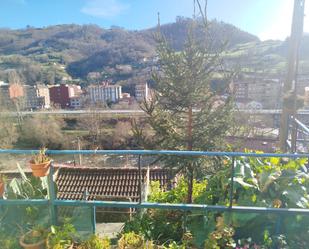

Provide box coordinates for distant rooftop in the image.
[55,167,172,201]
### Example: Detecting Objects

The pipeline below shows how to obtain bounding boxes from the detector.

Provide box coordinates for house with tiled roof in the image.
[54,166,173,222]
[55,166,172,202]
[2,166,173,222]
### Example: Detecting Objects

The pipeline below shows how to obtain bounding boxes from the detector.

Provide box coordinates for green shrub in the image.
[77,234,110,249]
[118,232,145,249]
[122,178,209,246]
[46,223,77,249]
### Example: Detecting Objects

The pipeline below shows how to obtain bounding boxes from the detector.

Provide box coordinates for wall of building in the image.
[233,78,283,109]
[135,83,148,102]
[88,84,122,104]
[49,84,71,108]
[37,85,50,109]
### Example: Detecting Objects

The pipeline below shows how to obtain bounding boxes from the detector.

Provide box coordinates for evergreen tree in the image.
[136,6,235,203]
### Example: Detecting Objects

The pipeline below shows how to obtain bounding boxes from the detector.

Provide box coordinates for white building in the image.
[69,96,83,109]
[135,83,149,102]
[36,85,50,109]
[87,84,122,104]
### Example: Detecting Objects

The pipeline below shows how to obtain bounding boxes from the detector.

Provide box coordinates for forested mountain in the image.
[0,18,308,86]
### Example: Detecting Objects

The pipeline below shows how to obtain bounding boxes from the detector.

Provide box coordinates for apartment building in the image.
[87,83,122,104]
[23,85,45,110]
[135,83,149,102]
[0,82,24,109]
[233,78,283,109]
[49,84,82,108]
[37,84,50,109]
[69,96,83,109]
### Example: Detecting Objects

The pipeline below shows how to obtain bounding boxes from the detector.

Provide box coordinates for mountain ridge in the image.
[0,18,307,86]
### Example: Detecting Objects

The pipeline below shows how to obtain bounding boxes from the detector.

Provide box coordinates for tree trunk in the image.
[187,107,193,203]
[187,165,194,203]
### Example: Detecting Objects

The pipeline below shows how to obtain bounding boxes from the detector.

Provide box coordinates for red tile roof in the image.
[55,167,172,201]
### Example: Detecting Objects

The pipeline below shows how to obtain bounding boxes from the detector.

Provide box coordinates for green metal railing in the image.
[1,149,309,234]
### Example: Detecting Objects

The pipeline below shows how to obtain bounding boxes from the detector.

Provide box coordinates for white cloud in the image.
[81,0,129,18]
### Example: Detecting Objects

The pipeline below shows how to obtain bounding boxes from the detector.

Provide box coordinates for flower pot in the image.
[19,231,46,249]
[30,161,51,177]
[0,181,4,197]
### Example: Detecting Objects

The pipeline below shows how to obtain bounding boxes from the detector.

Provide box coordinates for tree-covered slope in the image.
[0,18,308,85]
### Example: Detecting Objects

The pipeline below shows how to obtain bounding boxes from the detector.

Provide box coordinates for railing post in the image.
[229,157,235,209]
[91,205,96,234]
[275,214,282,235]
[84,189,96,234]
[138,155,142,204]
[48,162,57,225]
[291,116,298,153]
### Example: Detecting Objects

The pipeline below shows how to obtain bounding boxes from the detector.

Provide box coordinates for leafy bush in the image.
[123,154,309,248]
[202,154,309,247]
[0,233,21,249]
[77,234,110,249]
[118,232,145,249]
[46,222,77,249]
[204,225,235,249]
[18,116,67,149]
[122,178,208,246]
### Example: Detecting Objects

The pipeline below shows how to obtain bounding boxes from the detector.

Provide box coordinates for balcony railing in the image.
[1,149,309,236]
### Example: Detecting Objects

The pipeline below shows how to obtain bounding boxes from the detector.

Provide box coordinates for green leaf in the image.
[282,188,309,208]
[259,171,281,192]
[16,162,28,182]
[233,177,257,189]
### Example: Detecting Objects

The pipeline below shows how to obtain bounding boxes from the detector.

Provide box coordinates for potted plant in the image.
[0,174,6,197]
[19,227,47,249]
[30,148,51,177]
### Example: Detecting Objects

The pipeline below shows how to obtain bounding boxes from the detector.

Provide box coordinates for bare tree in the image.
[8,70,24,129]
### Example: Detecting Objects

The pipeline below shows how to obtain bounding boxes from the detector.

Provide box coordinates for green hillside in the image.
[0,19,308,86]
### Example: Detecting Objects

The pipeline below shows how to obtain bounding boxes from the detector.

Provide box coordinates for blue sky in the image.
[0,0,308,40]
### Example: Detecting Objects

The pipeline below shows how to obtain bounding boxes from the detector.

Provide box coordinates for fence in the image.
[1,149,309,238]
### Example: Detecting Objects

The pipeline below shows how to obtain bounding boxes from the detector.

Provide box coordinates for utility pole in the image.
[279,0,305,152]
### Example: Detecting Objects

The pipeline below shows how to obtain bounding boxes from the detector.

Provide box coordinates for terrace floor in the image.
[96,223,124,238]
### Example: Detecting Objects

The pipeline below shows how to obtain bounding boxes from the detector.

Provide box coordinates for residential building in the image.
[0,83,52,110]
[0,82,24,109]
[9,83,24,99]
[232,81,248,101]
[232,78,283,109]
[135,83,149,102]
[69,96,83,109]
[37,85,50,109]
[49,84,82,109]
[3,166,172,222]
[0,82,12,108]
[118,93,134,106]
[55,167,172,202]
[23,85,45,110]
[87,83,122,105]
